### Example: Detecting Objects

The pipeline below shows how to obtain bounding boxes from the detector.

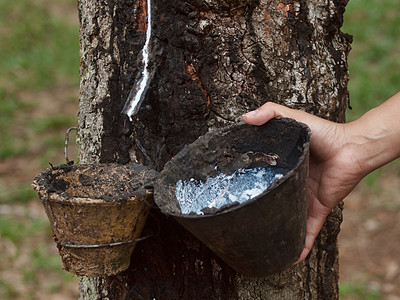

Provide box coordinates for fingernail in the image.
[243,110,259,118]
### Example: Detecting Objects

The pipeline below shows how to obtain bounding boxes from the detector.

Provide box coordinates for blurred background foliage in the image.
[343,0,400,189]
[0,0,399,299]
[344,0,400,122]
[0,0,80,298]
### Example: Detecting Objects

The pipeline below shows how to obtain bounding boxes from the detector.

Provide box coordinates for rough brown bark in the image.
[78,0,351,299]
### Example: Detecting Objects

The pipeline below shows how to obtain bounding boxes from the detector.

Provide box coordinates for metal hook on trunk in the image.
[65,127,78,165]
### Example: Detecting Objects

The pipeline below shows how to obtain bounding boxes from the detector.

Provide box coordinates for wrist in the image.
[344,104,400,176]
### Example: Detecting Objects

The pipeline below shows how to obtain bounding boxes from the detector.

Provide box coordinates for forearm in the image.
[345,92,400,176]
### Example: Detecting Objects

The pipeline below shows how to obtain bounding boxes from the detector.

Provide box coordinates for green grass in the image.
[0,278,18,299]
[23,246,73,284]
[343,0,400,121]
[0,184,38,204]
[0,89,30,159]
[342,0,400,187]
[0,216,49,244]
[0,214,76,298]
[0,2,80,297]
[0,0,79,91]
[30,116,76,133]
[339,280,381,300]
[0,0,79,159]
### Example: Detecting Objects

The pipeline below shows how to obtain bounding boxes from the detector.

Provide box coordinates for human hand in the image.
[242,102,365,263]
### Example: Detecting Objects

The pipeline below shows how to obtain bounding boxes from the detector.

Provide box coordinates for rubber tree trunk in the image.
[78,0,351,299]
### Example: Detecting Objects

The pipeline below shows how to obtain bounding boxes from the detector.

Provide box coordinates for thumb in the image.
[242,102,302,125]
[242,102,331,140]
[242,103,280,125]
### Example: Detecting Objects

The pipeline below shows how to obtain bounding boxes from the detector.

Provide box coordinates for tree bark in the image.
[78,0,351,299]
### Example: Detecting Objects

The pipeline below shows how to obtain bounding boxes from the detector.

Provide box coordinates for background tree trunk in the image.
[78,0,351,298]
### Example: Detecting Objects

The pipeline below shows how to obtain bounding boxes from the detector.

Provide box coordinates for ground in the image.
[339,167,400,299]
